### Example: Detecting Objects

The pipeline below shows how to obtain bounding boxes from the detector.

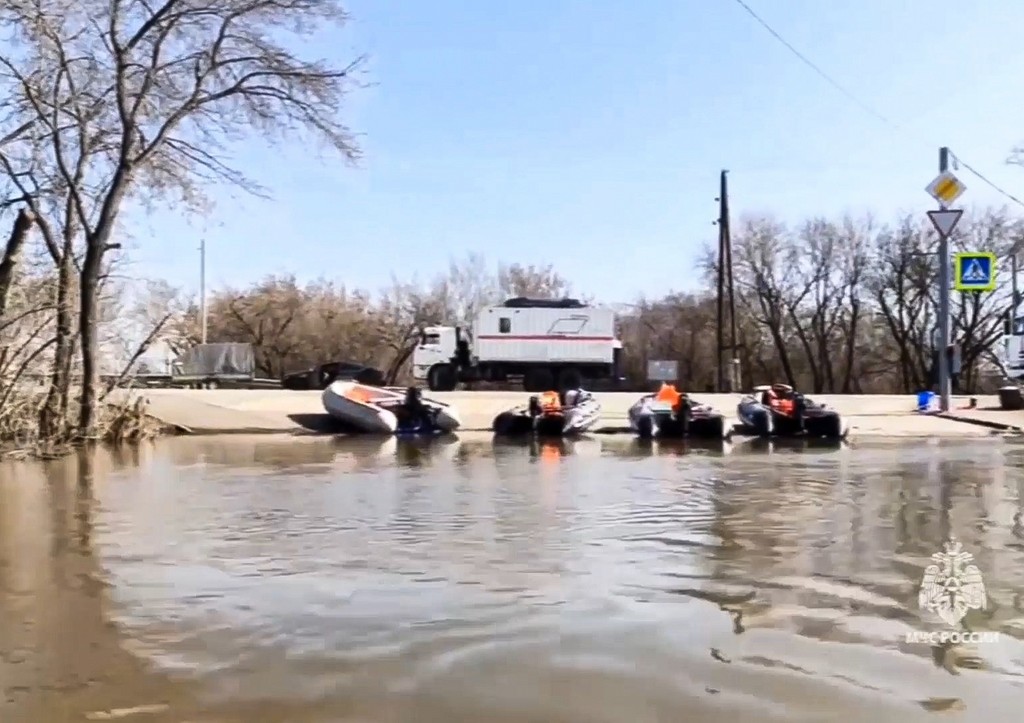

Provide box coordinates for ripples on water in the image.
[4,435,1024,722]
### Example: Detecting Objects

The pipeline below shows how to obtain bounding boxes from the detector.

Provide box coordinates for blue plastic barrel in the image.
[917,390,935,412]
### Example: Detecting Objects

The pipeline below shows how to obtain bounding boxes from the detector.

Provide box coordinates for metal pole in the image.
[200,236,207,345]
[937,147,952,411]
[716,171,726,391]
[1013,251,1020,324]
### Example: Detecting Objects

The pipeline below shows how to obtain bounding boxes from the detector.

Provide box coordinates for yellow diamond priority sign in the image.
[926,171,966,206]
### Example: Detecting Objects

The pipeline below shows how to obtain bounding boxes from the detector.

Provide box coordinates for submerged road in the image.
[121,389,1023,438]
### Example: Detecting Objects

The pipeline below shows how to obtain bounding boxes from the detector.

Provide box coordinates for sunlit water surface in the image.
[3,434,1024,722]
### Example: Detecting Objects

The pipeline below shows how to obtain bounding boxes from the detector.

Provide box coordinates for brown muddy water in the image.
[2,435,1024,723]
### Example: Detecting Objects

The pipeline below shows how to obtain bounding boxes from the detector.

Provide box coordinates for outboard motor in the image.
[528,395,541,417]
[676,395,692,436]
[792,392,807,433]
[403,386,436,431]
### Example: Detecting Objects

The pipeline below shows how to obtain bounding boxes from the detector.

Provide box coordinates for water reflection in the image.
[490,435,602,460]
[615,437,731,458]
[2,436,1024,722]
[0,449,194,723]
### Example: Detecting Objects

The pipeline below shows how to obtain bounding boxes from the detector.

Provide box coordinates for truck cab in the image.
[411,323,471,385]
[413,326,469,384]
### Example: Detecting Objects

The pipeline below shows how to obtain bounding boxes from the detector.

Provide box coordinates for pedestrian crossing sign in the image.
[953,252,996,292]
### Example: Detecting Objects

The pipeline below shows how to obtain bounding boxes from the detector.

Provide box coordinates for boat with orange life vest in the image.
[737,383,844,439]
[628,383,728,439]
[492,388,602,437]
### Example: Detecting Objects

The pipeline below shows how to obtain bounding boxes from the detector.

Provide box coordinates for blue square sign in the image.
[953,252,996,292]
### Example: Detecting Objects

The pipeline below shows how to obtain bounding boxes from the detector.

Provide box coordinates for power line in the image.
[949,152,1024,210]
[728,0,898,129]
[730,0,1024,211]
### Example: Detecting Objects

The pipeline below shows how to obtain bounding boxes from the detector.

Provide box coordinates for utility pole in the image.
[715,170,738,392]
[723,174,738,391]
[199,236,207,345]
[716,173,726,392]
[1012,245,1021,324]
[936,147,952,411]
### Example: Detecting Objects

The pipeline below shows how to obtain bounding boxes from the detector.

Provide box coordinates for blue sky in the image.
[124,0,1024,304]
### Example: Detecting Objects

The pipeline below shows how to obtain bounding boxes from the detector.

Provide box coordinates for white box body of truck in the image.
[411,298,622,390]
[472,305,617,364]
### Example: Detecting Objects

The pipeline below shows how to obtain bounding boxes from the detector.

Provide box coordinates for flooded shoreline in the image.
[3,435,1024,722]
[130,387,1022,438]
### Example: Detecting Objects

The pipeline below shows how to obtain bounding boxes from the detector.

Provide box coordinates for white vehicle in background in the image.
[1003,313,1024,379]
[412,297,624,392]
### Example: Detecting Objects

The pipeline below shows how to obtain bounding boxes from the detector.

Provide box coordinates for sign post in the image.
[646,360,678,383]
[925,149,966,412]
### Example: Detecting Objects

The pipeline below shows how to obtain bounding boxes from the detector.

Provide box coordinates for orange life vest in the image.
[776,399,794,415]
[539,390,562,413]
[768,393,794,416]
[655,383,681,404]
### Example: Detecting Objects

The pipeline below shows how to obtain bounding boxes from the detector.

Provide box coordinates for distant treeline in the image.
[168,209,1019,394]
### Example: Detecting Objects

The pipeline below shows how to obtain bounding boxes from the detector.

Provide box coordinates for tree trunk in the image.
[78,243,105,435]
[39,253,76,440]
[0,208,35,319]
[841,300,861,393]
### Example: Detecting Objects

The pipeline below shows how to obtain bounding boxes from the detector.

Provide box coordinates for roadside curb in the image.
[937,413,1024,433]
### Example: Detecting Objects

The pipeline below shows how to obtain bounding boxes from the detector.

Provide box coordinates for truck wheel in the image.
[524,368,555,392]
[428,364,458,392]
[557,367,583,391]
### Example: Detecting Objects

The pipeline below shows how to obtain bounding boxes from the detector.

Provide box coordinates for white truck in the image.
[1003,313,1024,378]
[412,297,624,392]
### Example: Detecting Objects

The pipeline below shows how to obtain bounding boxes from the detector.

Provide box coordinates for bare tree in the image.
[947,208,1019,389]
[835,216,872,392]
[731,216,806,387]
[497,262,573,298]
[440,253,499,325]
[865,216,935,392]
[0,0,363,432]
[0,208,34,318]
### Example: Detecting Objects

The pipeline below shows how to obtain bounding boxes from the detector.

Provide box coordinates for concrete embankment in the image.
[124,389,1024,438]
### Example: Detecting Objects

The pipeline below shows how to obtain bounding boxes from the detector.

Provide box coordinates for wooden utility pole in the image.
[715,171,738,391]
[716,175,725,392]
[723,173,737,390]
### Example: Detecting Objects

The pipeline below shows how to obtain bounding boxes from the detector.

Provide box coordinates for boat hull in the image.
[322,385,397,432]
[628,396,726,439]
[491,393,602,437]
[737,395,842,439]
[322,382,461,434]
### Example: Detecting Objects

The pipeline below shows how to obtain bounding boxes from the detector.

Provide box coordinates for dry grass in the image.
[0,384,168,460]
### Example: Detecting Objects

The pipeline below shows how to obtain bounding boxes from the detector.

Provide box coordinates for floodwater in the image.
[2,435,1024,723]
